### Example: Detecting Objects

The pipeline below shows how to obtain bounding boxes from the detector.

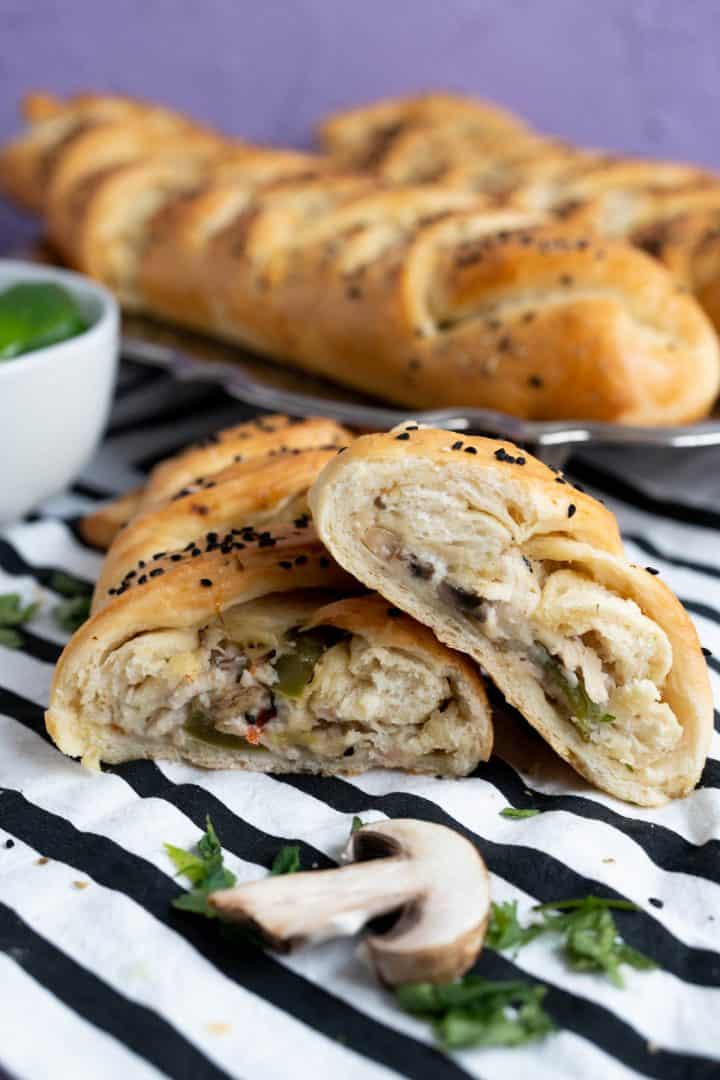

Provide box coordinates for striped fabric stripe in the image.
[1,362,719,1080]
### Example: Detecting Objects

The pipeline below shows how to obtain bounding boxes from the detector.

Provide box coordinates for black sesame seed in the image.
[567,504,577,518]
[108,588,117,595]
[555,476,567,485]
[138,560,146,569]
[191,548,202,557]
[150,568,165,577]
[319,557,330,568]
[645,566,659,575]
[494,448,507,461]
[395,432,410,441]
[138,575,148,585]
[170,554,183,562]
[528,375,544,388]
[5,838,14,849]
[451,440,463,451]
[206,532,218,544]
[516,456,526,465]
[464,446,478,454]
[200,578,213,587]
[337,447,347,454]
[294,555,308,565]
[125,570,137,579]
[278,561,293,570]
[649,897,664,909]
[152,552,166,560]
[184,541,195,551]
[386,607,402,618]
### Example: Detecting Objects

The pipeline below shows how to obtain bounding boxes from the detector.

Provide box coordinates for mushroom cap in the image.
[350,819,491,985]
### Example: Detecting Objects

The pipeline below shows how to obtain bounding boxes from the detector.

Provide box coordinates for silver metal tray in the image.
[122,314,720,467]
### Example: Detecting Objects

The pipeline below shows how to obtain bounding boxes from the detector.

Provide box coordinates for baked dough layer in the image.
[310,426,713,805]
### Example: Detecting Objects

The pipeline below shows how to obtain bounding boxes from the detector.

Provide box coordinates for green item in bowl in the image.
[0,282,89,361]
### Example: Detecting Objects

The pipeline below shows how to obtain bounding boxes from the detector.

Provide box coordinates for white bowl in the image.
[0,259,119,524]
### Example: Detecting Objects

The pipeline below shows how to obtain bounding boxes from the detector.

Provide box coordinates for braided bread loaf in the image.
[48,416,492,777]
[3,91,719,423]
[319,93,720,337]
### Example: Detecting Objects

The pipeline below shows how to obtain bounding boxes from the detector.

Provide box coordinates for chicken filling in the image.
[363,514,681,771]
[89,597,474,770]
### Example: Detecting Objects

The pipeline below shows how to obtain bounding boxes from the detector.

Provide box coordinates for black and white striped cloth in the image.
[1,362,719,1080]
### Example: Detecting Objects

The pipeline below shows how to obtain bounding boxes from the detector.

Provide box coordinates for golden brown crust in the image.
[93,447,342,610]
[79,488,143,550]
[79,414,353,554]
[0,92,207,212]
[317,92,531,169]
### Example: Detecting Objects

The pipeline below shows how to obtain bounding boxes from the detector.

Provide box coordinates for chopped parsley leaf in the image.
[488,894,656,987]
[396,975,555,1049]
[271,845,301,876]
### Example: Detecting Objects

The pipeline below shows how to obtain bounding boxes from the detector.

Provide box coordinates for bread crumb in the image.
[35,857,49,866]
[72,881,89,890]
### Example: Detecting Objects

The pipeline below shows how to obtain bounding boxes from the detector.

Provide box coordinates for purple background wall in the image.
[1,0,718,248]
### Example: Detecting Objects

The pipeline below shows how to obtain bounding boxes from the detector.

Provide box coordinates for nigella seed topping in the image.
[108,587,117,595]
[646,566,660,575]
[170,554,183,562]
[395,432,410,440]
[152,551,166,560]
[386,607,402,618]
[278,560,293,570]
[138,560,146,569]
[451,440,463,451]
[138,574,148,585]
[150,568,165,577]
[567,504,577,518]
[555,476,567,485]
[191,548,202,557]
[464,446,478,455]
[294,555,308,565]
[200,578,213,587]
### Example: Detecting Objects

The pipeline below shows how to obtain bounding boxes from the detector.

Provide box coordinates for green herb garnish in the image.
[350,815,364,834]
[166,817,237,918]
[396,976,555,1049]
[486,900,544,952]
[0,282,88,362]
[166,820,303,918]
[0,593,39,649]
[500,808,541,820]
[488,895,656,987]
[48,571,93,634]
[270,845,301,875]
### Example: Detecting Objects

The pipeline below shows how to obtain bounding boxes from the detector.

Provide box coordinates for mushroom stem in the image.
[209,819,491,985]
